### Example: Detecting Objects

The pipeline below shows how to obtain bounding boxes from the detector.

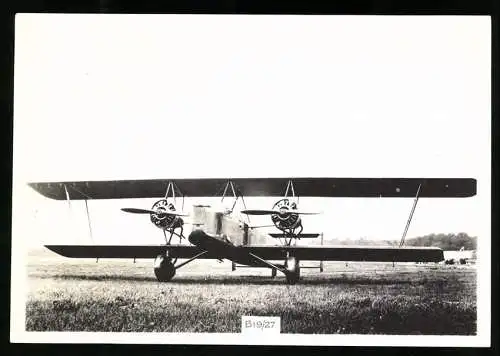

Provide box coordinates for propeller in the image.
[121,208,189,216]
[240,209,320,216]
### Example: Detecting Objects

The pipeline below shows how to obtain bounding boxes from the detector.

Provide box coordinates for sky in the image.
[12,15,491,246]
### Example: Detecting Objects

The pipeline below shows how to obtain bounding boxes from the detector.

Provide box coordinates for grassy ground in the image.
[25,251,476,334]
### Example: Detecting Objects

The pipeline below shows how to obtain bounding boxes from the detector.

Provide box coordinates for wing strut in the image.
[240,193,251,224]
[64,184,71,209]
[221,180,238,206]
[63,184,76,245]
[63,184,72,223]
[399,183,422,247]
[221,180,250,221]
[320,232,324,272]
[84,199,94,243]
[164,181,185,208]
[284,179,296,198]
[66,184,94,244]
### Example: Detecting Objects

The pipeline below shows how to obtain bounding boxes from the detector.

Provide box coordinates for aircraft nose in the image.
[188,229,206,246]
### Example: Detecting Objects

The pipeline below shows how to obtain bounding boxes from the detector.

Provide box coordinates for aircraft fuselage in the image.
[190,205,266,246]
[187,205,271,266]
[188,229,268,267]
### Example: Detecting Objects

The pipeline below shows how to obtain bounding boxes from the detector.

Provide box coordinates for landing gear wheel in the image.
[285,271,300,285]
[153,255,176,282]
[284,256,300,285]
[271,268,277,278]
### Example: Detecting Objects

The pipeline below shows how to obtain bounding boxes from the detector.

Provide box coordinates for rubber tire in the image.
[154,257,176,282]
[285,271,300,285]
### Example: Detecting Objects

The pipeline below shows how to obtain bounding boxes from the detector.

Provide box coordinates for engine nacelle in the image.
[150,199,183,230]
[271,198,301,231]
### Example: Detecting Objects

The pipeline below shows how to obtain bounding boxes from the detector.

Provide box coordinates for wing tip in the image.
[44,245,71,257]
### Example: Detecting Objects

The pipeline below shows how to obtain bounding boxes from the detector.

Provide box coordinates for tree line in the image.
[319,233,477,250]
[404,233,477,250]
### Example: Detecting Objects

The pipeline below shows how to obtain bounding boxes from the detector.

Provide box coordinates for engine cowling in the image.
[150,199,182,230]
[271,198,301,231]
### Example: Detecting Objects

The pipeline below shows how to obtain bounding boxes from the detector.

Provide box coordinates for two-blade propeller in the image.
[240,209,320,216]
[121,208,189,216]
[122,208,319,217]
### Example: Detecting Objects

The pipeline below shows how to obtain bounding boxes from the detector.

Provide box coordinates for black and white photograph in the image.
[10,14,491,346]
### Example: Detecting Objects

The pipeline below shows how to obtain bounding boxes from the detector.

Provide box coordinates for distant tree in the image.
[385,240,399,247]
[318,233,476,250]
[404,233,476,250]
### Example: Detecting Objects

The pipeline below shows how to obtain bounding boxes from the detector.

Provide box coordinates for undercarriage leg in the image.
[174,250,208,270]
[285,256,300,285]
[163,230,174,245]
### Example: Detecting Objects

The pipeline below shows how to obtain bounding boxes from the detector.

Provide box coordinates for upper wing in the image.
[29,177,477,200]
[45,244,443,262]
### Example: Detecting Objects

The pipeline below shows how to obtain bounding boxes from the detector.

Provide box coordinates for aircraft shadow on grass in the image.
[45,273,429,286]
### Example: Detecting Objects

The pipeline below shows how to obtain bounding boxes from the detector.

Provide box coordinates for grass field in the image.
[25,250,477,334]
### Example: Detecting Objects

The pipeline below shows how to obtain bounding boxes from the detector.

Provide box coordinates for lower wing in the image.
[45,244,443,262]
[45,245,222,259]
[246,245,443,262]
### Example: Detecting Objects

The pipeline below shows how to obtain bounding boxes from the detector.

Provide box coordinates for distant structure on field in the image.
[443,248,476,265]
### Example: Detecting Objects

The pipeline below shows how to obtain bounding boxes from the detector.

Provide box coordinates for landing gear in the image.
[285,256,300,285]
[271,267,277,278]
[154,255,176,282]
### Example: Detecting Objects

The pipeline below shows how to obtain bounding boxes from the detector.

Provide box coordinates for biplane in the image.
[28,177,476,284]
